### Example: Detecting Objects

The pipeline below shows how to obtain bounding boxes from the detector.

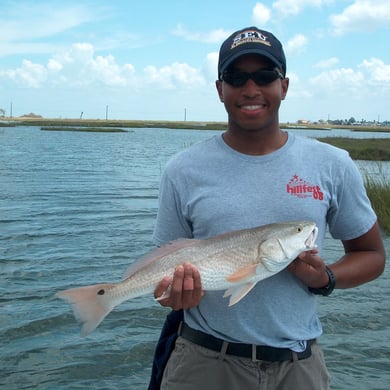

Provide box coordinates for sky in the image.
[0,0,389,123]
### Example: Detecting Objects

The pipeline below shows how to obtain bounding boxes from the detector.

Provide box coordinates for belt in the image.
[179,323,315,362]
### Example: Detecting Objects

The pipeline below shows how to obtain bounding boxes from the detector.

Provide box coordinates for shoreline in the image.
[1,117,390,133]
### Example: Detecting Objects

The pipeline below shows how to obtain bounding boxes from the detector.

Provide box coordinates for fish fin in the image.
[56,283,117,336]
[223,282,257,306]
[226,264,257,283]
[155,285,172,302]
[260,256,287,273]
[124,238,200,279]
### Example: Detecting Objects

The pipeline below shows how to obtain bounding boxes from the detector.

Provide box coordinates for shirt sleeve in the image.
[152,169,193,246]
[327,155,377,240]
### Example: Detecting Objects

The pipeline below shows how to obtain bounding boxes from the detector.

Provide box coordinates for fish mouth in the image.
[305,226,318,249]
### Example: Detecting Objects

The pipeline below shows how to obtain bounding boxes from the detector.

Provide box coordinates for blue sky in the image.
[0,0,389,123]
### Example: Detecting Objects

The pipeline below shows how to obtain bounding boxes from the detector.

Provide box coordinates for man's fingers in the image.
[181,263,198,308]
[153,263,204,310]
[298,250,322,268]
[183,263,195,291]
[171,265,185,294]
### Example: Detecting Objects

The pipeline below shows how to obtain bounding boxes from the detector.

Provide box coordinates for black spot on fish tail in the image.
[97,289,105,295]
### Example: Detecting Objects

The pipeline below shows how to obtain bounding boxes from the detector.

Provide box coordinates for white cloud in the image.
[143,63,205,90]
[309,57,390,98]
[285,72,313,99]
[2,60,47,88]
[0,2,141,58]
[0,4,95,42]
[285,34,308,56]
[0,40,210,91]
[0,3,104,60]
[67,43,95,64]
[330,0,390,35]
[47,59,63,72]
[0,3,91,42]
[314,57,339,68]
[252,3,272,26]
[310,67,364,94]
[172,24,229,44]
[91,55,136,87]
[358,58,390,83]
[273,0,333,18]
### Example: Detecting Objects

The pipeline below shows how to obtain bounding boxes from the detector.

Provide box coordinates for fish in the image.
[56,221,318,336]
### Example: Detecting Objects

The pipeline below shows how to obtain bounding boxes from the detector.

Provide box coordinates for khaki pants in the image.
[161,337,330,390]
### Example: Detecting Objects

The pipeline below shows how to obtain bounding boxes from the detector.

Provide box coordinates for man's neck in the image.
[222,128,288,156]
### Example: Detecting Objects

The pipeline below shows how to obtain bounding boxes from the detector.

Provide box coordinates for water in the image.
[1,126,389,390]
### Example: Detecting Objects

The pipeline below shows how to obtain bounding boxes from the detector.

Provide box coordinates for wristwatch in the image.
[308,266,336,296]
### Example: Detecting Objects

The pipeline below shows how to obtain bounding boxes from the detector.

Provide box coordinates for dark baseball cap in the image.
[218,27,286,78]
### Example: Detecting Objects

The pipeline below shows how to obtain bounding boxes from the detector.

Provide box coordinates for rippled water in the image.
[1,126,389,389]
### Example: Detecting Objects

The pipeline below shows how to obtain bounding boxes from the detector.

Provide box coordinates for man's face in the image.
[216,54,289,133]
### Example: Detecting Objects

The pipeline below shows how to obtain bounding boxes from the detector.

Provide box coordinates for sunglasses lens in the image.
[222,70,281,87]
[222,72,249,87]
[252,71,279,85]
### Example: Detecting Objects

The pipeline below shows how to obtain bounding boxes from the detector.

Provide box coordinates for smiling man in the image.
[148,27,385,390]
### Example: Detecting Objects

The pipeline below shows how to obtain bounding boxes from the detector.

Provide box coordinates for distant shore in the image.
[1,116,390,133]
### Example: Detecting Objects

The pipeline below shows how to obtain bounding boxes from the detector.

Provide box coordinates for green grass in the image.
[13,118,229,131]
[363,165,390,235]
[320,137,390,161]
[40,126,127,133]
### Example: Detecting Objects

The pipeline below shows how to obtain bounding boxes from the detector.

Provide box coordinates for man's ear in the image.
[216,80,224,102]
[281,77,289,100]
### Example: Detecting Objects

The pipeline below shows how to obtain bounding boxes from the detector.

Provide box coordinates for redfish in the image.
[56,221,318,336]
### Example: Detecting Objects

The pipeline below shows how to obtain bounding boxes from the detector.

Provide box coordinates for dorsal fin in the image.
[123,238,200,279]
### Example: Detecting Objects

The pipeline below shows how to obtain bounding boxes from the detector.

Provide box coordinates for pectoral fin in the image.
[155,285,172,302]
[223,282,257,306]
[226,264,257,283]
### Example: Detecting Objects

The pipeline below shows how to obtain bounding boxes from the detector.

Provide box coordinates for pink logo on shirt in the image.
[286,175,324,201]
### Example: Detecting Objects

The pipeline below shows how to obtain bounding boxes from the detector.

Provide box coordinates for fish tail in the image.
[56,283,117,336]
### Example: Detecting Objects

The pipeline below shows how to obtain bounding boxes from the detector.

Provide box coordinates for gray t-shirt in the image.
[153,132,376,351]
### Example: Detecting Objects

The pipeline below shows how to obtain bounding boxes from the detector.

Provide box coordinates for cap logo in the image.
[231,30,271,49]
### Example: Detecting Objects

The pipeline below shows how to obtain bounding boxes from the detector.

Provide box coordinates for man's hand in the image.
[154,262,204,310]
[289,221,385,290]
[288,249,330,288]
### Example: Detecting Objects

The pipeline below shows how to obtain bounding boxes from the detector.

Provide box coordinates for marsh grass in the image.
[320,138,390,161]
[40,126,127,132]
[363,163,390,235]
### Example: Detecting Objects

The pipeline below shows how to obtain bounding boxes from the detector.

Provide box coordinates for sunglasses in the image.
[221,68,284,87]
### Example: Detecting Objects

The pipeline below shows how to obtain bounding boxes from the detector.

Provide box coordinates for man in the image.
[148,27,385,390]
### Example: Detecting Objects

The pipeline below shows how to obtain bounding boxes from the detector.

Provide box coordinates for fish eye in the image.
[297,227,302,232]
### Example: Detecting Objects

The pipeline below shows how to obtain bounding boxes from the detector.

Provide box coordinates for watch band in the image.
[308,266,336,296]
